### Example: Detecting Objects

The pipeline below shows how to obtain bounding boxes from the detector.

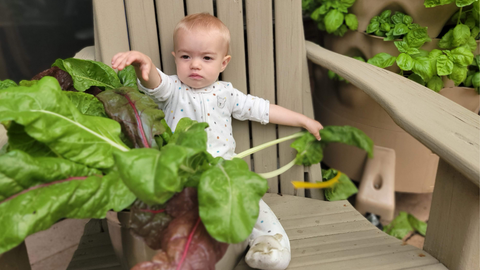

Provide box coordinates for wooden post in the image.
[0,242,31,270]
[424,159,479,270]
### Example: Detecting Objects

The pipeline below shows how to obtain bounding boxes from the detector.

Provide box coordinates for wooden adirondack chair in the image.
[1,0,477,269]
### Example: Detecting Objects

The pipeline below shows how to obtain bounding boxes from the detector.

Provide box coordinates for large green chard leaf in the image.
[64,92,108,117]
[0,79,17,90]
[0,76,129,169]
[320,126,374,158]
[0,150,100,201]
[117,65,139,92]
[6,122,57,158]
[0,170,135,254]
[114,146,194,205]
[53,58,122,91]
[323,168,358,201]
[291,132,324,166]
[198,158,268,243]
[97,87,169,149]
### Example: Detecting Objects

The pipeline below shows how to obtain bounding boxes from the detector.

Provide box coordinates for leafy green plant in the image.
[424,0,477,8]
[303,0,358,36]
[383,211,427,240]
[366,10,426,42]
[365,8,476,91]
[0,57,374,266]
[464,55,480,92]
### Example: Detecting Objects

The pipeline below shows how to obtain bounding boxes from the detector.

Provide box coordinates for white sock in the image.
[245,199,291,270]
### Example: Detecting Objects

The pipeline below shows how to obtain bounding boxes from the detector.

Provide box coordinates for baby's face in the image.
[173,28,230,89]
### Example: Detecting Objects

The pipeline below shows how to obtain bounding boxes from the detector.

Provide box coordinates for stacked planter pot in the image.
[312,0,479,193]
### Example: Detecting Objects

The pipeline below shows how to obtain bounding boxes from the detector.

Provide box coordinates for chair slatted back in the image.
[92,0,323,198]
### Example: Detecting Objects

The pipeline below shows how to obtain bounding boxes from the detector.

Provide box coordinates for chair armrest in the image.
[74,46,95,60]
[305,40,479,187]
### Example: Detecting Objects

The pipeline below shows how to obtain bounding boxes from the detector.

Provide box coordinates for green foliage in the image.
[424,0,477,8]
[464,55,480,92]
[383,211,427,239]
[322,168,358,201]
[303,0,358,36]
[0,79,17,90]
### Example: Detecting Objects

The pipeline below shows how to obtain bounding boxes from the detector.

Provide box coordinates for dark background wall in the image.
[0,0,94,82]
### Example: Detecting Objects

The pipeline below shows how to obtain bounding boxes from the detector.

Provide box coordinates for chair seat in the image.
[234,193,447,270]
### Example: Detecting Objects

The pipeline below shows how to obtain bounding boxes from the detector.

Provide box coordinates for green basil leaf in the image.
[466,36,478,52]
[328,70,337,79]
[118,65,139,91]
[465,74,474,86]
[0,77,129,169]
[427,76,444,92]
[439,29,454,49]
[340,0,356,8]
[424,0,455,8]
[408,23,420,30]
[64,92,108,117]
[345,13,358,31]
[52,58,122,91]
[0,170,134,254]
[198,158,268,243]
[472,72,480,92]
[408,73,425,85]
[403,15,413,25]
[405,27,431,48]
[391,12,405,25]
[380,10,392,21]
[383,29,396,41]
[325,9,345,33]
[367,21,380,33]
[452,24,471,47]
[471,26,480,39]
[394,41,420,55]
[451,46,475,66]
[333,24,349,37]
[429,49,444,60]
[437,55,455,76]
[465,15,476,29]
[0,79,17,90]
[310,5,326,21]
[396,53,415,71]
[413,57,435,82]
[393,23,409,36]
[449,65,469,85]
[352,56,366,62]
[381,22,391,32]
[456,0,477,7]
[367,53,397,68]
[323,169,358,201]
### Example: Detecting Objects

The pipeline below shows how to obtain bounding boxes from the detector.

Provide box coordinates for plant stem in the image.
[258,159,296,179]
[457,7,463,25]
[234,131,305,159]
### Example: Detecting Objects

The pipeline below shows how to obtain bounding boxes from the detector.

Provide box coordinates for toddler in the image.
[111,13,323,270]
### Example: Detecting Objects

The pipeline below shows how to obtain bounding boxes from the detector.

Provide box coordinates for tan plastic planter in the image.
[350,0,459,38]
[311,62,479,193]
[106,211,247,270]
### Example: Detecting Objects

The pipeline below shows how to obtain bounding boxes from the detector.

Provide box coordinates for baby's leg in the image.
[245,199,291,270]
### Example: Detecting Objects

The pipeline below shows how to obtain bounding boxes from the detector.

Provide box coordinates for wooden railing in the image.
[306,40,479,270]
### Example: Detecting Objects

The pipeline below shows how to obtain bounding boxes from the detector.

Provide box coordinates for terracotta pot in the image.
[105,211,248,270]
[350,0,459,38]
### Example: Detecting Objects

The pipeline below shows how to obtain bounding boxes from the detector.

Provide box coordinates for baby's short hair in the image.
[173,13,230,55]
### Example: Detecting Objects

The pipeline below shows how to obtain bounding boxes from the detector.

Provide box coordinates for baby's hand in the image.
[111,51,153,81]
[304,118,323,141]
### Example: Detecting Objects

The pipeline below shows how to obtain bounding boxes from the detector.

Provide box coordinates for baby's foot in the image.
[245,234,291,270]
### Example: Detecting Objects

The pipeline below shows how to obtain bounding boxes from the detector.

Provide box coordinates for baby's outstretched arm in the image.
[111,51,161,89]
[269,104,323,140]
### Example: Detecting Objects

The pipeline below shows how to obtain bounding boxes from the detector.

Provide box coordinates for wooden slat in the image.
[92,0,129,65]
[124,0,161,68]
[306,41,480,187]
[154,0,184,75]
[235,194,442,270]
[0,124,6,149]
[274,0,304,196]
[424,159,479,270]
[244,0,278,192]
[186,0,214,15]
[216,0,251,168]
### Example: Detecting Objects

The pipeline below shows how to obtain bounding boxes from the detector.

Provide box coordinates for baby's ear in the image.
[171,51,176,58]
[221,55,232,72]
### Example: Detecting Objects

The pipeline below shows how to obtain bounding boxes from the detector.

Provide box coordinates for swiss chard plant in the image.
[0,58,373,269]
[303,0,358,36]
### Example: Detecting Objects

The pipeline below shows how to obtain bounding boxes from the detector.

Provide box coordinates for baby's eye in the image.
[204,56,213,61]
[180,55,190,59]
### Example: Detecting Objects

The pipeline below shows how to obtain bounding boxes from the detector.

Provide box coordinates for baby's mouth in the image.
[189,73,203,79]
